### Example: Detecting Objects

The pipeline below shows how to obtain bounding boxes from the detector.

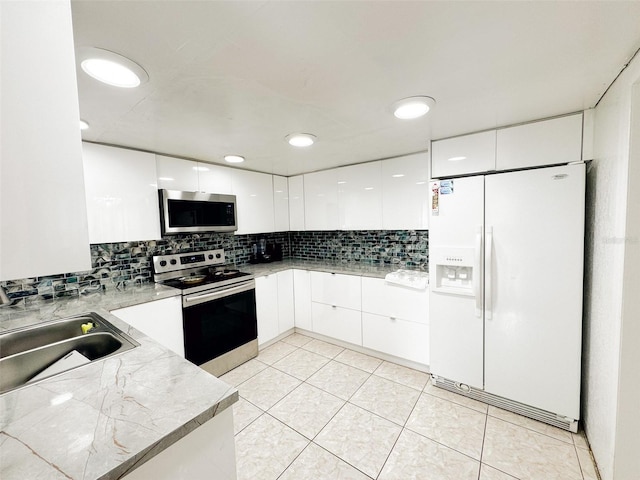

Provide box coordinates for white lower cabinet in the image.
[311,302,362,346]
[111,296,185,357]
[293,269,312,330]
[361,276,429,366]
[362,313,429,365]
[122,407,236,480]
[277,270,295,332]
[255,275,279,345]
[310,271,361,310]
[255,270,295,346]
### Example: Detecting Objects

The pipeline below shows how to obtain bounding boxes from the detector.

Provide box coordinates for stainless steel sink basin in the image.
[0,312,139,394]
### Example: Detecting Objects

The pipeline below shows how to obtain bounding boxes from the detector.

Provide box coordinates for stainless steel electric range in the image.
[153,249,257,377]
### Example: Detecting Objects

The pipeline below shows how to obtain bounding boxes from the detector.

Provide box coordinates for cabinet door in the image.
[111,297,185,357]
[1,1,91,280]
[362,312,429,365]
[255,275,279,345]
[337,162,382,230]
[431,130,496,178]
[232,169,275,235]
[496,113,583,170]
[381,154,430,230]
[310,272,361,311]
[288,175,305,230]
[156,155,199,191]
[198,163,233,194]
[293,269,312,330]
[361,277,429,324]
[303,169,339,230]
[83,143,161,243]
[273,175,290,232]
[311,303,362,345]
[277,270,295,333]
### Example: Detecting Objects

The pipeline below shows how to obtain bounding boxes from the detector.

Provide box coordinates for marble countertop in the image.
[0,283,238,480]
[239,258,427,279]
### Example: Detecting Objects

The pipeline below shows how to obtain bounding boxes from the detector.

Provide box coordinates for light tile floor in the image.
[221,333,600,480]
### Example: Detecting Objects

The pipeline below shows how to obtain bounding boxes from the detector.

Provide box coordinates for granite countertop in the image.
[0,283,238,480]
[239,258,427,279]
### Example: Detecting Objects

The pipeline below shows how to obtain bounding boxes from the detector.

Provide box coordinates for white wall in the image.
[584,49,640,480]
[613,81,640,480]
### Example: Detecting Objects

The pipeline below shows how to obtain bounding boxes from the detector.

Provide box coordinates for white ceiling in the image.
[71,1,640,177]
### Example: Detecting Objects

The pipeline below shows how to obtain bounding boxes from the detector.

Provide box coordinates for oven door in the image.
[182,280,257,371]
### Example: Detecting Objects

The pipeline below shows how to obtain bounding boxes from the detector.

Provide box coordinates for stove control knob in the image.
[170,259,177,265]
[216,253,222,259]
[159,260,167,267]
[208,254,214,260]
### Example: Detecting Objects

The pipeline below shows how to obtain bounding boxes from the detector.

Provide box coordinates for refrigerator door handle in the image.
[474,226,483,317]
[485,226,493,319]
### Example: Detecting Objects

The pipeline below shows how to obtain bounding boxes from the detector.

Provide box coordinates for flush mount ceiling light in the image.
[392,96,436,120]
[78,47,148,88]
[285,133,316,147]
[79,120,89,130]
[224,155,245,164]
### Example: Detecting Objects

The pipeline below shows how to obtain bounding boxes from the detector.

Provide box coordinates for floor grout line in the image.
[235,333,596,480]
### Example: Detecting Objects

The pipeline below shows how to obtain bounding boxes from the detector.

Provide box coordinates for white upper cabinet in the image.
[337,162,382,230]
[304,169,339,230]
[156,155,199,191]
[432,114,584,179]
[431,130,497,178]
[83,143,161,243]
[496,113,583,170]
[198,163,233,194]
[273,175,290,232]
[288,175,305,231]
[231,169,275,235]
[382,153,430,230]
[1,1,91,279]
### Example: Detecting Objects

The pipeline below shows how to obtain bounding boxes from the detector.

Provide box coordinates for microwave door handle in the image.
[183,281,255,306]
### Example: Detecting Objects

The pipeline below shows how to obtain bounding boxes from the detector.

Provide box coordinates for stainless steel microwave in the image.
[159,189,238,235]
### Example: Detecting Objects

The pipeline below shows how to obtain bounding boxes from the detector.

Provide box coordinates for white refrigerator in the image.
[428,163,585,432]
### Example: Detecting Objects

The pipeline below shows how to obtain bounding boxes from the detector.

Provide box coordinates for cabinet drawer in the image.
[361,277,429,323]
[311,302,362,346]
[362,312,429,365]
[310,271,361,310]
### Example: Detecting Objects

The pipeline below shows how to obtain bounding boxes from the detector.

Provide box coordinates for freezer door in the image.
[429,176,485,389]
[484,164,585,419]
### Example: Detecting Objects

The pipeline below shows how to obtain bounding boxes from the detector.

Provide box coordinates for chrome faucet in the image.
[0,285,11,306]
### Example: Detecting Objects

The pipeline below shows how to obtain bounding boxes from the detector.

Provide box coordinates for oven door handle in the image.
[183,280,255,307]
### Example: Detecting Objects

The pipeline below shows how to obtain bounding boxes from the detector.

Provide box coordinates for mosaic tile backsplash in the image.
[1,230,427,302]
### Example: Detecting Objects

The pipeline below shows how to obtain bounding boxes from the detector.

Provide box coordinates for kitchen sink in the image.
[0,313,139,394]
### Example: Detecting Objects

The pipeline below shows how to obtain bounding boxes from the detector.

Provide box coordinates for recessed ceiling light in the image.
[224,155,245,164]
[392,96,436,119]
[79,120,89,130]
[448,156,467,162]
[285,133,316,147]
[78,47,148,88]
[392,174,405,178]
[158,177,174,181]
